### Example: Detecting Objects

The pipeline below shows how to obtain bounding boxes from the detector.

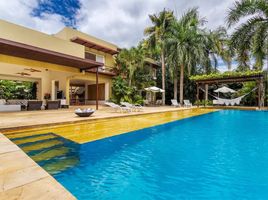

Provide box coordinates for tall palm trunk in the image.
[161,50,165,105]
[174,66,178,100]
[179,64,184,104]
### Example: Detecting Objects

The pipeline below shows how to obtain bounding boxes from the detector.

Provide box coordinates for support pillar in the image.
[205,84,208,107]
[65,78,70,105]
[51,80,56,100]
[196,83,199,107]
[258,77,264,109]
[96,67,99,110]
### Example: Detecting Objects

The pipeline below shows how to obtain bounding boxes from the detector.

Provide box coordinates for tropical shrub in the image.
[0,80,37,99]
[194,100,213,106]
[111,76,143,104]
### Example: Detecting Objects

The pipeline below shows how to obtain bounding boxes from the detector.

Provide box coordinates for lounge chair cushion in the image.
[0,99,6,105]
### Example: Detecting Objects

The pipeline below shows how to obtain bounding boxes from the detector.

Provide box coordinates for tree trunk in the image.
[174,66,178,100]
[179,64,184,104]
[161,50,165,105]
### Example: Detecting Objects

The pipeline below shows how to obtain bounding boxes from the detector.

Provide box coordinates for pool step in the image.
[42,157,79,175]
[7,131,79,174]
[6,131,51,140]
[11,134,58,145]
[21,139,64,153]
[31,146,69,162]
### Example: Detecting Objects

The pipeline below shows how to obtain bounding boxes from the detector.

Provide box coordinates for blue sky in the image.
[0,0,240,71]
[32,0,80,27]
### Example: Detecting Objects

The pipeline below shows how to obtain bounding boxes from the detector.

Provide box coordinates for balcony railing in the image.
[87,65,117,75]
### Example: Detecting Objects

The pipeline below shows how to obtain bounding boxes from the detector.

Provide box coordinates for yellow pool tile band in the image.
[3,108,217,144]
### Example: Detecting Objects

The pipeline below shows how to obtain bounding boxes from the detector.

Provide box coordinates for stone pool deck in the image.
[2,108,217,144]
[0,105,196,131]
[0,133,76,200]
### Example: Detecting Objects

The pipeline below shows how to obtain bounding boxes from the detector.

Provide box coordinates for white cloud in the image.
[0,0,65,34]
[76,0,235,48]
[0,0,236,47]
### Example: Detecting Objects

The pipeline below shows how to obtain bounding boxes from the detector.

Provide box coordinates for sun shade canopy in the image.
[214,86,236,93]
[145,86,165,93]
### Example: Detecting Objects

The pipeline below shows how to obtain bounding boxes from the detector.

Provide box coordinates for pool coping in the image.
[3,108,220,145]
[0,133,76,200]
[0,107,201,132]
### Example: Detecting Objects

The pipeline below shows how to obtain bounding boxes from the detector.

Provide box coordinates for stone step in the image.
[22,139,64,153]
[31,147,69,162]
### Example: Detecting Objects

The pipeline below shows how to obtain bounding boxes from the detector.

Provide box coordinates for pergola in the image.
[194,73,265,108]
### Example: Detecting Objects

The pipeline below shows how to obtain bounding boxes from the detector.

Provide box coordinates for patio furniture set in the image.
[0,99,69,112]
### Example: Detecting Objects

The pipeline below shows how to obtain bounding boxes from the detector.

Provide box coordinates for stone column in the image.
[65,78,70,105]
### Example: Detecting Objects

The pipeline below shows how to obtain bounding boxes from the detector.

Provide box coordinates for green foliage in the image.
[0,80,37,99]
[236,82,257,106]
[115,47,144,86]
[194,100,213,106]
[144,9,175,50]
[190,70,263,81]
[166,8,207,75]
[227,0,268,69]
[111,76,143,104]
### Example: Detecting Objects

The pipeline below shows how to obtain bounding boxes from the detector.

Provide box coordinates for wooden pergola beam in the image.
[195,74,263,84]
[194,73,265,109]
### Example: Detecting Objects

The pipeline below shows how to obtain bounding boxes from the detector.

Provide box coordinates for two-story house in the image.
[0,19,119,108]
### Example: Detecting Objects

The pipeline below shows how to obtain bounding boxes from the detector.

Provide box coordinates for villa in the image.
[0,19,160,112]
[1,1,268,199]
[0,19,119,109]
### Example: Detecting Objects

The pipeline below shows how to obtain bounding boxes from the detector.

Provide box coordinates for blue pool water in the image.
[13,110,268,199]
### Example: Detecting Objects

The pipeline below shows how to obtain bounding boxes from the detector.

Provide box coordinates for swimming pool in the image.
[8,110,268,199]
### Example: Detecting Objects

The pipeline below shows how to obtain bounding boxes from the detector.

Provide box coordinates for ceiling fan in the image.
[16,72,31,76]
[24,68,41,72]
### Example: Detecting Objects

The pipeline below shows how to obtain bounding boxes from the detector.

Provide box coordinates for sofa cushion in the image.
[0,99,6,105]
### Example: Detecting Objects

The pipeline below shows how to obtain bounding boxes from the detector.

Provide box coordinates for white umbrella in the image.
[145,86,165,93]
[214,86,236,93]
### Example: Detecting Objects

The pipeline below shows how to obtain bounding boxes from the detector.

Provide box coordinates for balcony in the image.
[87,65,117,76]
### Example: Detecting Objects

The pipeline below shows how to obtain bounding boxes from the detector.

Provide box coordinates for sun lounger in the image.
[121,102,143,112]
[183,100,192,107]
[155,100,162,106]
[105,102,131,113]
[171,99,181,107]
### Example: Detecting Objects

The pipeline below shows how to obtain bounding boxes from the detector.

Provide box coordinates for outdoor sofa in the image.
[0,99,21,112]
[27,100,43,111]
[46,100,60,110]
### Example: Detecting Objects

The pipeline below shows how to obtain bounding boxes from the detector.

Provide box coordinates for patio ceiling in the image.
[71,37,119,55]
[0,38,103,70]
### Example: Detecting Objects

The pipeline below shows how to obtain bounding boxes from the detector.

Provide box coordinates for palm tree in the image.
[144,9,175,105]
[227,0,268,70]
[203,27,232,73]
[167,8,206,104]
[167,50,179,100]
[116,47,144,86]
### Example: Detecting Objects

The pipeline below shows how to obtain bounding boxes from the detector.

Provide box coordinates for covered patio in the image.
[0,38,107,110]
